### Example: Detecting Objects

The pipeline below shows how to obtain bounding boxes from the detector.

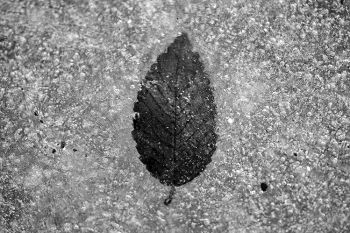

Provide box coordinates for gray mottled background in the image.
[1,0,350,232]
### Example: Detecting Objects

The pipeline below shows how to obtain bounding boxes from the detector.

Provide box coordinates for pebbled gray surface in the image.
[0,0,349,232]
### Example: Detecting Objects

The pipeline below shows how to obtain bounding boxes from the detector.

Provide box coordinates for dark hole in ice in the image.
[52,149,56,154]
[261,182,268,192]
[60,141,66,149]
[34,111,38,116]
[73,148,78,152]
[293,152,297,157]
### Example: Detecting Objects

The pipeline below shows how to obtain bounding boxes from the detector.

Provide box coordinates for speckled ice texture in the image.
[0,0,349,232]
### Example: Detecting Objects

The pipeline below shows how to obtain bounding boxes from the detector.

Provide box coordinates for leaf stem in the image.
[164,185,176,205]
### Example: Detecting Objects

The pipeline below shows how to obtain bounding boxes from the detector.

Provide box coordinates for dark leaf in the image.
[132,33,218,204]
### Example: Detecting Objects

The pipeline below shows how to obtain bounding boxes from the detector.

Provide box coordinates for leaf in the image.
[132,33,218,205]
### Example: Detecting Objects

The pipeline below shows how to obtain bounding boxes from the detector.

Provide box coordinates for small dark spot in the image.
[293,152,297,157]
[52,149,56,154]
[34,111,38,116]
[85,154,88,157]
[60,141,66,149]
[164,197,172,205]
[0,35,6,42]
[261,182,268,192]
[39,120,44,123]
[341,0,344,5]
[73,148,78,152]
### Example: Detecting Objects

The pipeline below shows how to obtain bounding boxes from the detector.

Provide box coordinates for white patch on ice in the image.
[227,118,234,124]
